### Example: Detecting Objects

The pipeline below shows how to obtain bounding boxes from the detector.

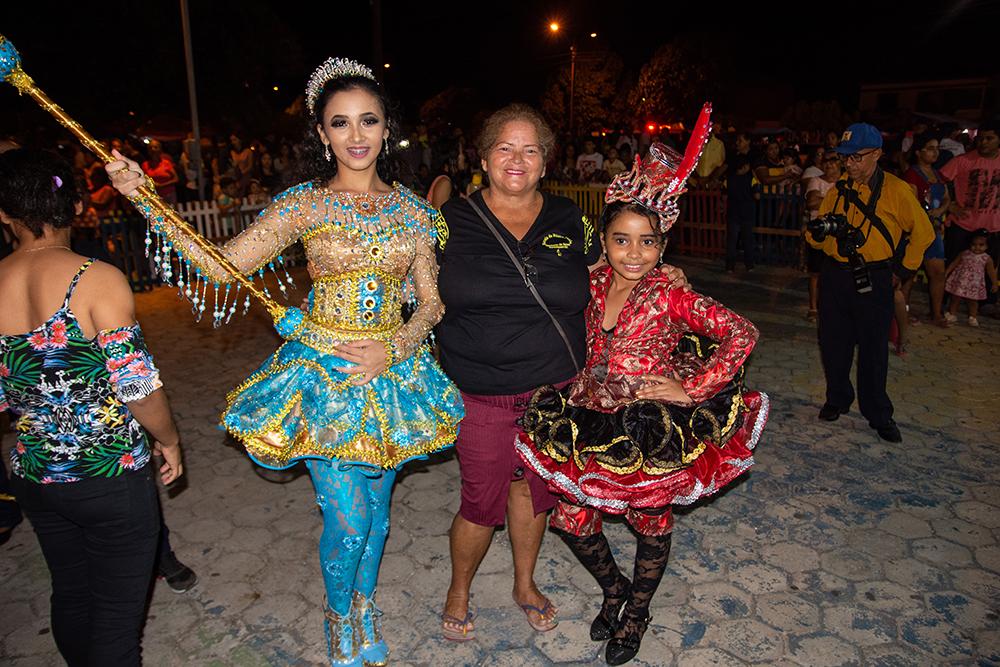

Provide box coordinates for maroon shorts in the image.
[455,384,569,527]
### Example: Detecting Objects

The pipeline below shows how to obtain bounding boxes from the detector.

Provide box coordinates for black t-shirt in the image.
[436,190,602,395]
[727,151,754,203]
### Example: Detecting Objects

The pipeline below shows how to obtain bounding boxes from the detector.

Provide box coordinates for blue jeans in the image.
[12,468,160,667]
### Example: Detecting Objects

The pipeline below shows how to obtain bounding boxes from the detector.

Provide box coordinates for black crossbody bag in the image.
[466,197,582,373]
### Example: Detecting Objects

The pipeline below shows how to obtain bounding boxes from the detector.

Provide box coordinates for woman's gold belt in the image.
[296,318,398,354]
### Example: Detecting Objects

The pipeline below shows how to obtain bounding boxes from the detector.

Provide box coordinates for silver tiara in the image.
[305,57,377,114]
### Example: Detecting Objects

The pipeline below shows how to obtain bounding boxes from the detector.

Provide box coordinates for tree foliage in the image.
[628,39,717,125]
[540,51,627,134]
[781,100,853,133]
[420,87,484,131]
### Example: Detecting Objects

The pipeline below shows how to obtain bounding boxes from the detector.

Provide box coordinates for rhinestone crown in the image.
[305,57,377,115]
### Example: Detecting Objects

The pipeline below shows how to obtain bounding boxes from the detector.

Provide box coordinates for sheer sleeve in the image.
[389,231,444,363]
[132,184,316,284]
[667,289,758,403]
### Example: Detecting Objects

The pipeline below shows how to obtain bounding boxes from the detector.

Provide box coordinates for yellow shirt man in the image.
[809,170,935,273]
[695,134,725,179]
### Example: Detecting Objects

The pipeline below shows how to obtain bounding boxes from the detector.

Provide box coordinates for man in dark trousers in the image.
[807,123,935,442]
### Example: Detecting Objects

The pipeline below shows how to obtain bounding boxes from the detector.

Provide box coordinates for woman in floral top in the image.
[0,149,182,666]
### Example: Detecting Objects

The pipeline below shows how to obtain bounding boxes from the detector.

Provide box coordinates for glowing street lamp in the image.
[546,21,595,135]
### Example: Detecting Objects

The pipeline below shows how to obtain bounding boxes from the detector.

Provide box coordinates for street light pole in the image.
[548,22,594,137]
[371,0,384,83]
[569,44,576,136]
[179,0,204,200]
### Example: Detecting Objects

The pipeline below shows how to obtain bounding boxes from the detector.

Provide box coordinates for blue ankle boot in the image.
[353,591,388,666]
[323,603,363,667]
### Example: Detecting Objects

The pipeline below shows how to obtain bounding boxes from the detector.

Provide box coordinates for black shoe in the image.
[590,577,631,641]
[0,514,21,547]
[158,550,198,593]
[818,404,848,421]
[605,614,650,665]
[874,421,902,443]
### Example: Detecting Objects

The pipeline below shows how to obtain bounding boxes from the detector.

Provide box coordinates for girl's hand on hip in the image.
[333,339,389,385]
[636,373,694,405]
[659,263,690,290]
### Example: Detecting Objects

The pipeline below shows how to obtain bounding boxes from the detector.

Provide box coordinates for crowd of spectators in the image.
[10,114,996,326]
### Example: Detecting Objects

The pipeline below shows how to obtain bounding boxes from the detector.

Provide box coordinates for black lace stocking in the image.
[561,531,630,622]
[617,533,672,640]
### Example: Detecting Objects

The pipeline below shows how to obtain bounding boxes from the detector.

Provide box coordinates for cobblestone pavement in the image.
[2,257,999,667]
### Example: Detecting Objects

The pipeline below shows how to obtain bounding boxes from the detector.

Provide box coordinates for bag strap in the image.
[837,169,896,253]
[467,197,581,373]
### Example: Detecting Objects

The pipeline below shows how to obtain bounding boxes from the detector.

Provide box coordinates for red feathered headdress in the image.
[605,102,713,232]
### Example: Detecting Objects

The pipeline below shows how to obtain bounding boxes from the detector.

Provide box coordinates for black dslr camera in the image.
[807,213,873,293]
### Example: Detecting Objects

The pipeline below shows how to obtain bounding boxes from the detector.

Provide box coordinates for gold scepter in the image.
[0,34,307,339]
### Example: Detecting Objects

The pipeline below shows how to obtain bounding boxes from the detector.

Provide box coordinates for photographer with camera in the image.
[807,123,935,443]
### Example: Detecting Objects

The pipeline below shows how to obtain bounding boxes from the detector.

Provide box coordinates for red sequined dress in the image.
[515,266,768,513]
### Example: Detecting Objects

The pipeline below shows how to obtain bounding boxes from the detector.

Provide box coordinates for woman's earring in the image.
[383,137,388,155]
[324,144,331,162]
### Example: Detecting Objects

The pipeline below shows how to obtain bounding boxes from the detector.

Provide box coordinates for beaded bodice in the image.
[136,182,444,360]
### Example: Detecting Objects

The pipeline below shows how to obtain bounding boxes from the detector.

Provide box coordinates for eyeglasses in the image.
[517,241,539,284]
[844,149,878,163]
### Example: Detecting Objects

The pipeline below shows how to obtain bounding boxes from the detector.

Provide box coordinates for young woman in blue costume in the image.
[107,59,464,666]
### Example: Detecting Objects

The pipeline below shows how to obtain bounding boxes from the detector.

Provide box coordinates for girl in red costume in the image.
[515,105,768,665]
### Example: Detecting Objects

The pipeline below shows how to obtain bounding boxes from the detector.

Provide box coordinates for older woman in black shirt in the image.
[436,104,598,639]
[437,105,687,641]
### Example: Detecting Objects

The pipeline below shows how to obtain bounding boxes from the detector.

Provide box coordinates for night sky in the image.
[2,0,999,137]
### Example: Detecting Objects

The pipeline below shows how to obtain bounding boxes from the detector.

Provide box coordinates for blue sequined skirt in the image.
[221,341,464,470]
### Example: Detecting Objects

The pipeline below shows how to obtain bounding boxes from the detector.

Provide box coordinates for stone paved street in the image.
[2,257,999,666]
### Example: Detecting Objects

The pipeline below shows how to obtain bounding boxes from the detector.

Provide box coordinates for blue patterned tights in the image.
[307,460,396,616]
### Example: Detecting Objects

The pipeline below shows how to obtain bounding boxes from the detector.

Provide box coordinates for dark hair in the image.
[599,201,663,241]
[910,132,940,154]
[295,75,401,186]
[970,228,990,245]
[477,104,556,159]
[0,149,79,238]
[979,120,999,136]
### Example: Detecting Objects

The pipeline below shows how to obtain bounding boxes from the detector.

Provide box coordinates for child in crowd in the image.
[944,229,998,326]
[214,176,240,235]
[605,148,627,178]
[516,106,768,666]
[246,179,270,206]
[782,148,803,181]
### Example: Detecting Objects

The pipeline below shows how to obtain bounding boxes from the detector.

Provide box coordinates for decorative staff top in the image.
[0,32,304,336]
[0,34,24,81]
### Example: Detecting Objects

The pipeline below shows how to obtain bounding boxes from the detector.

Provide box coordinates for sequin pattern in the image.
[570,266,759,411]
[132,182,444,362]
[128,182,463,470]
